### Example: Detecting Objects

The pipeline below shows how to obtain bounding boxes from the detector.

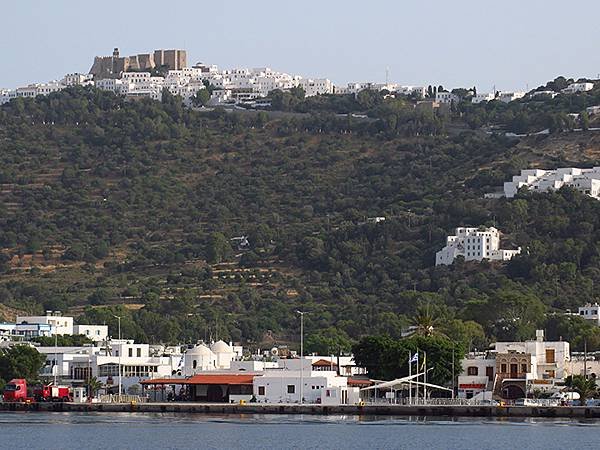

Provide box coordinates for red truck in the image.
[3,379,33,402]
[34,383,72,402]
[3,379,72,402]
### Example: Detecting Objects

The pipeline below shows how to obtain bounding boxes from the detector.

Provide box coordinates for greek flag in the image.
[409,353,418,364]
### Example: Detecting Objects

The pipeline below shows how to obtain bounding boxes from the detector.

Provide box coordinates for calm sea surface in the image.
[0,412,598,450]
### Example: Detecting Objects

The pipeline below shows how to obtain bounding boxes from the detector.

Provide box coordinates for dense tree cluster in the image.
[1,87,600,351]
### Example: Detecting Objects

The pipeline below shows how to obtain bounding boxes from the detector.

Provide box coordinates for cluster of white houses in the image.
[4,312,600,404]
[2,47,595,109]
[0,311,108,342]
[503,167,600,199]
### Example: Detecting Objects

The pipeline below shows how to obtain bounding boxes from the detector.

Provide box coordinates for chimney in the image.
[536,329,544,342]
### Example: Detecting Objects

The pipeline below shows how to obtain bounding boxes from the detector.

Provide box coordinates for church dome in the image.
[210,340,232,353]
[186,344,213,356]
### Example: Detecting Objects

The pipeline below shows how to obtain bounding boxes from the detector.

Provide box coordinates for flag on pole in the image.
[409,353,418,364]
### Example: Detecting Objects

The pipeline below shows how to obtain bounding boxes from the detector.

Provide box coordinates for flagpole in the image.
[408,351,412,405]
[424,351,427,404]
[417,349,420,403]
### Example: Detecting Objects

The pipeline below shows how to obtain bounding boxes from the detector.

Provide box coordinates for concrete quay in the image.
[3,402,600,418]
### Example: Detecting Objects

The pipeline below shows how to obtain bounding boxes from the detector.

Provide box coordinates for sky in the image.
[1,0,599,92]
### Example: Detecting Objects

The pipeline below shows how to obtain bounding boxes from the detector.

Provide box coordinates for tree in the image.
[565,375,597,405]
[580,111,590,131]
[192,89,211,107]
[352,334,463,385]
[0,345,47,383]
[305,327,353,355]
[206,232,232,263]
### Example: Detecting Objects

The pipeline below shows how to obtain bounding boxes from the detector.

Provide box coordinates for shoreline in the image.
[3,402,600,418]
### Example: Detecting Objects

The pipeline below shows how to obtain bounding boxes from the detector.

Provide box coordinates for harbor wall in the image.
[3,402,600,418]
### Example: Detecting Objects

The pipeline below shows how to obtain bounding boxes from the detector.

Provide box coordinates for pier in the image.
[3,401,600,418]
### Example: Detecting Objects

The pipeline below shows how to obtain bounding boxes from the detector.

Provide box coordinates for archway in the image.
[502,384,525,400]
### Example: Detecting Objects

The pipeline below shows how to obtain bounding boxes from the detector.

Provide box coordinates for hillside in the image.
[2,87,600,352]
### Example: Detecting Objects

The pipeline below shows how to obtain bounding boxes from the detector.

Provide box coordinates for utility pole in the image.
[296,310,305,405]
[113,314,122,402]
[452,345,455,399]
[584,338,588,380]
[54,333,58,385]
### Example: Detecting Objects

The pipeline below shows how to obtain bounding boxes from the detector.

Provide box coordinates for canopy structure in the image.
[360,372,451,393]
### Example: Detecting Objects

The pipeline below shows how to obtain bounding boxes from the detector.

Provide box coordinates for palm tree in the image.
[87,376,103,399]
[411,306,447,338]
[566,375,597,405]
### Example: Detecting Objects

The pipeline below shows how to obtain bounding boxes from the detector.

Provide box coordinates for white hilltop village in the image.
[1,46,575,109]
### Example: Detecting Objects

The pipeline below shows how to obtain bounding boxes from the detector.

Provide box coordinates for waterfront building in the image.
[458,330,570,400]
[503,167,600,199]
[252,358,360,405]
[37,340,182,394]
[435,227,521,266]
[182,340,243,376]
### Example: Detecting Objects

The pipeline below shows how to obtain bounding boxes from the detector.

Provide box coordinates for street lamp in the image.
[113,314,122,402]
[296,310,305,405]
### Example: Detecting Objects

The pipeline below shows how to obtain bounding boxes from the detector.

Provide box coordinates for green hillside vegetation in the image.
[1,85,600,352]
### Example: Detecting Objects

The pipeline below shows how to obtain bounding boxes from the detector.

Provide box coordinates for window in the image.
[501,364,507,373]
[137,348,141,357]
[193,360,197,369]
[128,348,133,357]
[467,366,478,376]
[287,385,295,394]
[258,386,265,395]
[521,364,527,373]
[546,349,555,364]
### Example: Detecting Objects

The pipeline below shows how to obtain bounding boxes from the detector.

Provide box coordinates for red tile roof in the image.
[347,377,373,387]
[312,359,338,367]
[141,374,258,385]
[187,374,256,385]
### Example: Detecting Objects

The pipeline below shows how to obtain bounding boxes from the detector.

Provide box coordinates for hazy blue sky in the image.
[2,0,599,91]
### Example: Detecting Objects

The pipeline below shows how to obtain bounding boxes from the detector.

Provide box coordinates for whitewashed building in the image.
[577,303,600,326]
[435,91,459,104]
[435,227,520,266]
[471,93,495,104]
[299,78,333,96]
[182,340,244,376]
[252,358,359,404]
[16,312,74,335]
[562,82,594,94]
[503,167,600,199]
[73,325,109,342]
[459,330,571,399]
[498,91,525,103]
[38,340,182,393]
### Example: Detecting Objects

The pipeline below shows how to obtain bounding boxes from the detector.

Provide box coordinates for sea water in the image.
[0,412,597,450]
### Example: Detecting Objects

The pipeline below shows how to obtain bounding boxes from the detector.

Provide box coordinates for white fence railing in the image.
[98,394,149,404]
[363,398,494,406]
